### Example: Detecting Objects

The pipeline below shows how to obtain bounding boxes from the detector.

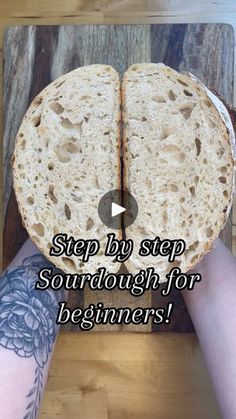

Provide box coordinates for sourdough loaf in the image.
[122,63,235,279]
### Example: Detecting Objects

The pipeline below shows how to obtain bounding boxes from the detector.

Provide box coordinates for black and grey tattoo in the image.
[0,254,65,419]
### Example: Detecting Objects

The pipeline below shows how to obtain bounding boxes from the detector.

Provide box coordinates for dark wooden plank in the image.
[4,26,36,220]
[3,24,234,332]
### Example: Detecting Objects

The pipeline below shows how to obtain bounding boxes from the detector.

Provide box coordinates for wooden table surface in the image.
[5,23,233,334]
[1,1,236,418]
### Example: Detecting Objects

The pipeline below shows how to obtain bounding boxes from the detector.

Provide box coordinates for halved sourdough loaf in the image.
[122,63,235,279]
[13,63,235,279]
[12,64,121,274]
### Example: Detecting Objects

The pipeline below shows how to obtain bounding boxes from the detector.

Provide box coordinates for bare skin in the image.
[182,238,236,419]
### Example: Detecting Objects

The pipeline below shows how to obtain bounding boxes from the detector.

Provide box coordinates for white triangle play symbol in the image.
[111,202,126,217]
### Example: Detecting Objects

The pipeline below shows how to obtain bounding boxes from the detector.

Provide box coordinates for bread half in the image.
[12,64,121,274]
[122,63,235,279]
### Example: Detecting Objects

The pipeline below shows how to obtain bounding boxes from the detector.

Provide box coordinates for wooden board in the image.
[3,24,234,332]
[40,333,221,419]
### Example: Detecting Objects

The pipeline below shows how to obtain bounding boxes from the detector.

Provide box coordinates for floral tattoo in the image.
[0,254,65,418]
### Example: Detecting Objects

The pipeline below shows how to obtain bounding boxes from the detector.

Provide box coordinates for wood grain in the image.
[3,24,234,334]
[0,2,236,418]
[39,333,221,419]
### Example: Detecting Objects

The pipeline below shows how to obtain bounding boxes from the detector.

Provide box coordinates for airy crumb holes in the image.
[64,203,71,220]
[191,255,199,265]
[195,137,201,156]
[185,241,199,260]
[170,184,179,192]
[20,139,26,150]
[189,186,196,197]
[206,227,214,238]
[168,90,177,101]
[55,79,65,89]
[60,117,83,135]
[27,196,34,205]
[177,78,188,87]
[49,101,64,114]
[48,163,54,171]
[86,217,94,230]
[34,96,43,106]
[179,103,196,120]
[32,115,41,127]
[48,185,58,204]
[62,142,79,154]
[162,210,168,224]
[32,223,44,237]
[183,89,193,97]
[152,95,166,103]
[62,257,76,271]
[222,189,228,202]
[218,176,227,184]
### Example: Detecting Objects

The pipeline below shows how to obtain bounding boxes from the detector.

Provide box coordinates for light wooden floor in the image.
[1,1,236,418]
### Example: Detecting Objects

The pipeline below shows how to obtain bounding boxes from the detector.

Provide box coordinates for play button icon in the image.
[111,202,126,217]
[98,189,138,229]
